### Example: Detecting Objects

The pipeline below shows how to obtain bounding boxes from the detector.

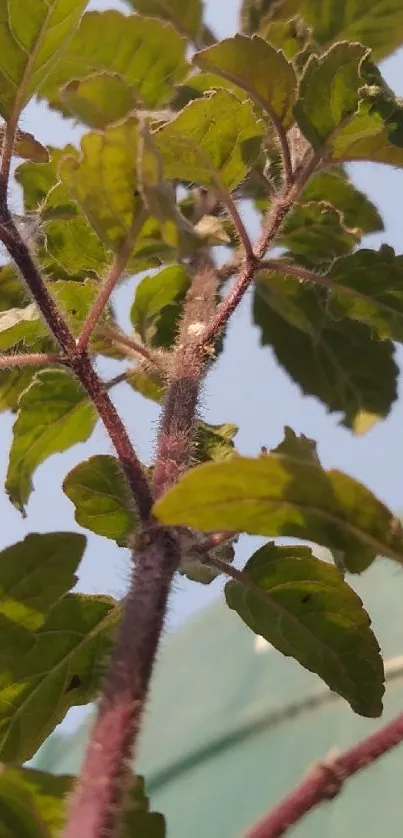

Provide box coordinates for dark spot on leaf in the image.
[65,675,81,693]
[302,593,312,604]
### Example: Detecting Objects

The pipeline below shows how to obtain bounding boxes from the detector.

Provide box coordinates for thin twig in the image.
[98,326,164,371]
[191,531,235,554]
[0,119,18,205]
[246,713,403,838]
[221,189,255,263]
[77,216,145,352]
[105,371,129,390]
[0,352,64,370]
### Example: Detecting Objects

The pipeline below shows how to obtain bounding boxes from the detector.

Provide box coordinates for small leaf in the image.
[127,367,166,404]
[0,768,72,835]
[0,304,46,351]
[193,421,238,464]
[63,455,137,544]
[43,217,112,281]
[123,774,166,838]
[1,127,49,164]
[330,95,403,167]
[39,11,189,112]
[131,265,191,348]
[253,272,398,431]
[280,202,360,264]
[59,119,145,250]
[0,0,88,120]
[126,0,202,41]
[301,168,383,235]
[15,146,79,218]
[225,543,384,717]
[294,42,367,148]
[194,34,297,128]
[0,593,118,763]
[61,73,137,129]
[153,444,403,573]
[155,89,264,192]
[6,370,98,512]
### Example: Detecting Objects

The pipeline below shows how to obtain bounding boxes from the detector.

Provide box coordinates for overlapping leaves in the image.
[154,427,403,574]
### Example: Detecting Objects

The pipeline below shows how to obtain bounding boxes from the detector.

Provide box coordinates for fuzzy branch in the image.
[0,352,64,369]
[245,713,403,838]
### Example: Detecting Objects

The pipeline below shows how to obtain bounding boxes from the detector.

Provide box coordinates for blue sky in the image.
[2,0,403,730]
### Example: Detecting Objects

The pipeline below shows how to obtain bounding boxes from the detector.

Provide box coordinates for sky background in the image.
[2,0,403,733]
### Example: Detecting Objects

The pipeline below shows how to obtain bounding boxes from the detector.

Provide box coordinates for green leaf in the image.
[39,11,189,112]
[1,127,49,164]
[0,533,86,646]
[59,118,145,251]
[225,543,383,717]
[43,217,112,281]
[0,768,72,834]
[0,369,37,414]
[61,73,137,129]
[155,89,264,192]
[0,593,118,763]
[6,369,98,512]
[280,202,360,264]
[127,367,166,404]
[0,304,46,351]
[15,146,79,218]
[0,265,28,312]
[131,265,191,348]
[240,0,275,34]
[265,0,403,61]
[123,775,166,838]
[253,271,398,432]
[330,96,403,167]
[0,772,50,838]
[325,245,403,342]
[63,455,137,544]
[294,42,367,148]
[301,168,383,235]
[193,421,238,464]
[0,0,88,120]
[126,0,202,41]
[153,440,403,573]
[194,35,297,128]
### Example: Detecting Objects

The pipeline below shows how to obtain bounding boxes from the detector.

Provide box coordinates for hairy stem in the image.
[0,352,64,369]
[64,525,179,838]
[246,712,403,838]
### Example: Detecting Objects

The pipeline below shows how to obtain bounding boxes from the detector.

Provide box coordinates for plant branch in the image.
[64,524,180,838]
[0,352,64,370]
[220,188,254,263]
[98,326,165,372]
[77,219,145,352]
[0,120,19,206]
[245,712,403,838]
[192,531,235,554]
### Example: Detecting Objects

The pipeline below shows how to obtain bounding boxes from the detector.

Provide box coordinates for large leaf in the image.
[60,72,137,129]
[0,768,72,834]
[294,42,367,148]
[0,0,87,120]
[264,0,403,61]
[126,0,202,41]
[59,119,145,251]
[194,34,297,128]
[253,270,398,431]
[39,11,189,111]
[130,265,191,348]
[225,543,383,717]
[63,455,138,545]
[6,370,98,512]
[153,440,403,573]
[0,593,118,763]
[0,532,85,647]
[155,89,264,192]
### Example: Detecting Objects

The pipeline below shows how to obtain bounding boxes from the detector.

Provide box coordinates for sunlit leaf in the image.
[0,771,50,838]
[0,0,88,120]
[194,34,297,128]
[226,542,384,717]
[6,370,98,512]
[153,439,403,573]
[39,11,189,112]
[0,768,72,834]
[15,146,79,218]
[0,304,46,351]
[155,89,264,192]
[43,216,112,281]
[126,0,202,41]
[61,73,137,129]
